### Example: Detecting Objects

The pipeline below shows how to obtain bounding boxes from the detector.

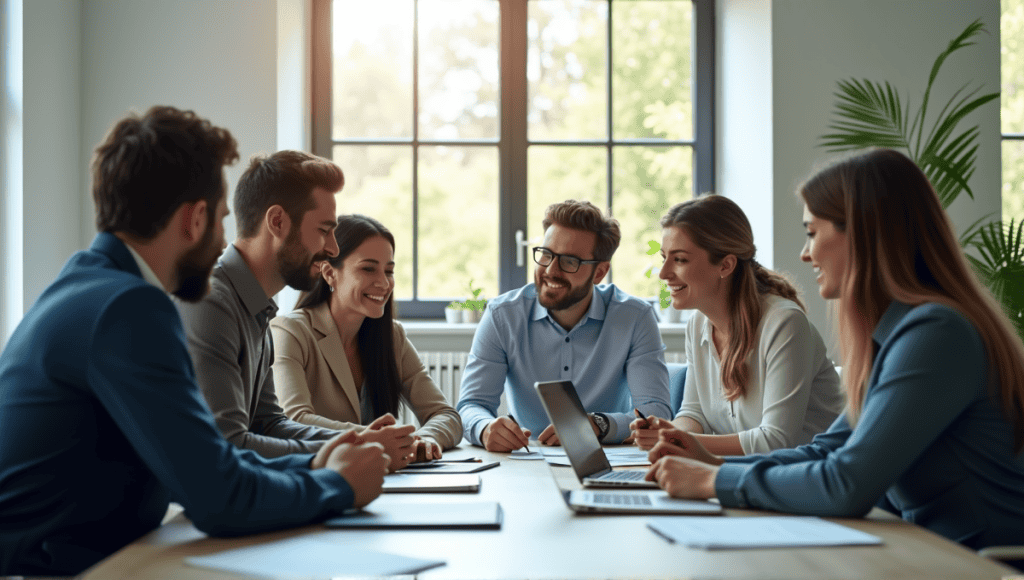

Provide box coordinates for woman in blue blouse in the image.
[645,148,1024,550]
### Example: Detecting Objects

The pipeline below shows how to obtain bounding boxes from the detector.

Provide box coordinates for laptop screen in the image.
[535,380,612,481]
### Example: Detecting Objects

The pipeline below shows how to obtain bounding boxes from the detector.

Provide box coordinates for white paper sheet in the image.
[647,516,884,550]
[185,535,445,578]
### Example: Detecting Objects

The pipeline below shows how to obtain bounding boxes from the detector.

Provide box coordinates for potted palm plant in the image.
[820,19,1024,341]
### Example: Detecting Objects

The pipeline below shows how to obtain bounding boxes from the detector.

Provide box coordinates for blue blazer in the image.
[0,233,354,576]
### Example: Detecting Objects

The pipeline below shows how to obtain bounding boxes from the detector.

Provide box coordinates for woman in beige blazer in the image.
[270,215,463,462]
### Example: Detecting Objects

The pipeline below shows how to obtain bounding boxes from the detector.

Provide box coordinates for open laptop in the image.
[535,379,656,488]
[536,379,723,515]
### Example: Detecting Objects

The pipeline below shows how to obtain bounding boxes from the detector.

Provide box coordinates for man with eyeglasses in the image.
[457,199,672,451]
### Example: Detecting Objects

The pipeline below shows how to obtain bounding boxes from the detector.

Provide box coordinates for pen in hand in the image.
[634,407,649,428]
[507,414,531,453]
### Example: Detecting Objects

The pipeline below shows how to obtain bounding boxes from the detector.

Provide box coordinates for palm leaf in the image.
[918,128,980,207]
[965,219,1024,342]
[820,79,911,152]
[914,18,988,158]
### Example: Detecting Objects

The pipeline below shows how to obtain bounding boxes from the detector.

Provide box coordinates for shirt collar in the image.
[872,300,913,346]
[220,243,278,320]
[123,243,167,292]
[530,283,606,326]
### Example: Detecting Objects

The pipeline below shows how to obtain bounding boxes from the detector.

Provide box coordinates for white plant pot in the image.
[461,309,483,323]
[444,307,462,324]
[659,305,684,324]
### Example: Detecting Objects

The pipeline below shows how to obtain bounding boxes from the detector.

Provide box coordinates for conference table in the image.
[80,444,1018,580]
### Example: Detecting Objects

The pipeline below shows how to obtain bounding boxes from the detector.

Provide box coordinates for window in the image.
[1004,0,1024,224]
[313,0,714,317]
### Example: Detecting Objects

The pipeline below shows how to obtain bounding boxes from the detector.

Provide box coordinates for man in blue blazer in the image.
[0,106,388,576]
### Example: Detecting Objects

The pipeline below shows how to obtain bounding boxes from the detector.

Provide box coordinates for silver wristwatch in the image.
[589,412,610,441]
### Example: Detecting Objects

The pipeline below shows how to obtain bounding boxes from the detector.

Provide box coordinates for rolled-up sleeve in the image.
[456,305,509,446]
[612,304,671,442]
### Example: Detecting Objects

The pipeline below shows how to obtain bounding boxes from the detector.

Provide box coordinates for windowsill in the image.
[400,319,689,334]
[400,318,689,353]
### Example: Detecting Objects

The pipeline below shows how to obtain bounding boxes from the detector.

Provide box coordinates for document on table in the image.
[647,516,884,550]
[543,446,651,466]
[185,535,445,578]
[382,473,481,492]
[510,448,544,460]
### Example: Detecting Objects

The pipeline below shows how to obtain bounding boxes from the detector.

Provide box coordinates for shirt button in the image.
[564,366,569,371]
[565,337,570,343]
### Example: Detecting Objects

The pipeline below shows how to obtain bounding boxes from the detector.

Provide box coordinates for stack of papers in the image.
[186,535,445,577]
[648,516,884,549]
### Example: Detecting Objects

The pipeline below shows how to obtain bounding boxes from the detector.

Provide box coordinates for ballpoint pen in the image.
[634,407,649,427]
[507,414,531,453]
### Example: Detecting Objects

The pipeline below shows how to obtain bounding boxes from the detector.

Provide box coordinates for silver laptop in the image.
[556,487,723,515]
[535,379,656,488]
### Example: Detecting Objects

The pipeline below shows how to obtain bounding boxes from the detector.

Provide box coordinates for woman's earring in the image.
[329,285,334,292]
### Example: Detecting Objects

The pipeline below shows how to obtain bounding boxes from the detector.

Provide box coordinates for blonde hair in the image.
[799,148,1024,451]
[661,195,803,401]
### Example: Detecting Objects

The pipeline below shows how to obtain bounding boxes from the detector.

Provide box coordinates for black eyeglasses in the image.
[533,247,602,274]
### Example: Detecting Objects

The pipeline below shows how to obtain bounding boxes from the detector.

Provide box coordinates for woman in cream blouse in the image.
[270,215,463,462]
[630,195,844,456]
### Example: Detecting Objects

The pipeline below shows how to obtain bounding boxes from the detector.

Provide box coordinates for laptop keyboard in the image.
[592,493,653,506]
[599,470,647,481]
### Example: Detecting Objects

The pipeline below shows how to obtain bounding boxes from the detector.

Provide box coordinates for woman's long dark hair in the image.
[296,214,401,420]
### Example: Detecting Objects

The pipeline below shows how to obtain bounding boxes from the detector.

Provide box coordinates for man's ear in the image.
[592,261,611,285]
[266,205,291,241]
[181,200,208,243]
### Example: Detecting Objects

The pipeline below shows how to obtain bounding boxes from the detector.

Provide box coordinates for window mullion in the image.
[499,0,528,294]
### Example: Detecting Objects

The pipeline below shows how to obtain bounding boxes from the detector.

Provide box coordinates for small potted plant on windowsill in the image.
[460,279,487,323]
[444,280,487,323]
[444,301,463,324]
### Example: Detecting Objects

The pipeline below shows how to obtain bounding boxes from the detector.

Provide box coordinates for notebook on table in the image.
[398,460,500,474]
[382,473,480,493]
[534,379,656,488]
[324,501,503,529]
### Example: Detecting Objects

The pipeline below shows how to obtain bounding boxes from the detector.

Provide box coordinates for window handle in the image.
[515,229,532,267]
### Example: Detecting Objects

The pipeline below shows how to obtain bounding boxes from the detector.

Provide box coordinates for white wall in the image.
[80,0,280,250]
[718,0,1002,357]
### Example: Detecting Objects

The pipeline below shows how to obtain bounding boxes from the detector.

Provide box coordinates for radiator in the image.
[400,350,685,425]
[399,351,509,425]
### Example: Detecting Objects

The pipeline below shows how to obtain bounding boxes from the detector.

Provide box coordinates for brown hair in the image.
[233,150,344,238]
[799,148,1024,451]
[542,199,621,261]
[92,105,238,239]
[661,194,803,401]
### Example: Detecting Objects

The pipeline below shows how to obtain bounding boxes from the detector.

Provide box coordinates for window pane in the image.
[417,146,499,300]
[1003,0,1024,134]
[1005,140,1024,224]
[528,0,608,140]
[331,145,414,300]
[611,146,693,299]
[419,0,499,140]
[527,147,606,284]
[332,0,413,138]
[612,0,692,140]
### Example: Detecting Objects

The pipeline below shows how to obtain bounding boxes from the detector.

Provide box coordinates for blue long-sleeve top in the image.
[715,301,1024,549]
[457,283,672,444]
[0,234,355,576]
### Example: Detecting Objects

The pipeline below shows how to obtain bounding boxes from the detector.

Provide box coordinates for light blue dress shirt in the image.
[457,283,672,445]
[714,301,1024,549]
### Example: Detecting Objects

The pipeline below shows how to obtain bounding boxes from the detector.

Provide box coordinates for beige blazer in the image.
[269,303,463,449]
